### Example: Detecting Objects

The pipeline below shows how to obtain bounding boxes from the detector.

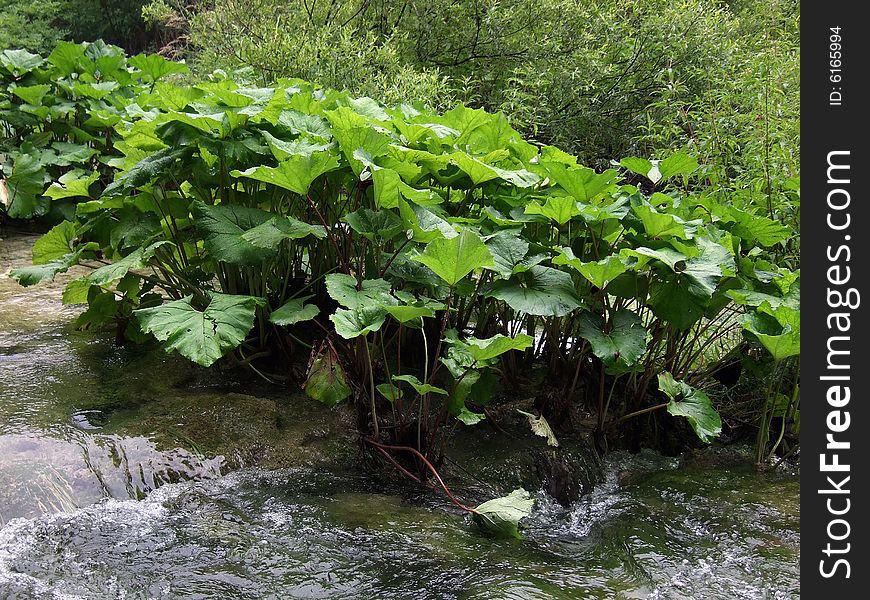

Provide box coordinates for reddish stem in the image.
[364,438,475,513]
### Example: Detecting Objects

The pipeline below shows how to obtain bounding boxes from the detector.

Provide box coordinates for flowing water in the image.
[0,232,799,599]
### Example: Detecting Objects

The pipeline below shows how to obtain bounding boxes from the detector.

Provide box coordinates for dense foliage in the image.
[0,0,153,54]
[2,44,799,475]
[143,0,799,179]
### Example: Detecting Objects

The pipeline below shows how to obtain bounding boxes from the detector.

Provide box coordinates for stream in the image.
[0,231,799,599]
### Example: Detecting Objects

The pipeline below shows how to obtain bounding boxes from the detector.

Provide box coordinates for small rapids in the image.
[0,453,798,600]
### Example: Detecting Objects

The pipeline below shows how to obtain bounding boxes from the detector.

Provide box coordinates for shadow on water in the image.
[0,232,799,598]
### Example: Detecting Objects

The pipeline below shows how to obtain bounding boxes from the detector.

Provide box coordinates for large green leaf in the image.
[484,265,583,316]
[524,196,580,225]
[552,248,628,289]
[658,153,699,181]
[543,163,618,202]
[269,296,320,326]
[304,345,352,406]
[463,333,534,362]
[742,302,800,361]
[343,208,404,241]
[241,216,326,249]
[632,201,697,239]
[485,233,532,279]
[451,153,539,187]
[134,293,264,367]
[44,171,99,201]
[330,305,387,339]
[728,207,791,247]
[12,84,52,106]
[412,228,493,286]
[472,488,535,539]
[647,275,706,330]
[193,202,274,265]
[658,372,722,443]
[578,310,648,367]
[1,49,45,75]
[84,242,169,287]
[324,274,393,309]
[231,151,340,195]
[4,152,48,219]
[10,249,85,286]
[32,221,76,264]
[103,146,192,196]
[129,53,189,82]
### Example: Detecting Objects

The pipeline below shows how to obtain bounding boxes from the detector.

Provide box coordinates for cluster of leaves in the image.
[143,0,799,171]
[4,44,799,466]
[1,41,186,220]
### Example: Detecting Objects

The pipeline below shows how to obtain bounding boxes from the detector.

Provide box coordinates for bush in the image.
[4,44,800,466]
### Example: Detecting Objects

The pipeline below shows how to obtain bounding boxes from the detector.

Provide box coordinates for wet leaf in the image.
[304,344,352,406]
[516,410,559,447]
[473,488,535,539]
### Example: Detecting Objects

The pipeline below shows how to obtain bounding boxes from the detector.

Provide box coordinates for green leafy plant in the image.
[5,44,799,489]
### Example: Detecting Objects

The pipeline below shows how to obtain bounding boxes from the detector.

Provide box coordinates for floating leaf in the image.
[473,488,535,539]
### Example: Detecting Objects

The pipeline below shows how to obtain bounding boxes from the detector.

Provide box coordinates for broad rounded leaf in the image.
[193,202,274,265]
[413,229,493,286]
[484,265,583,317]
[304,345,352,406]
[464,333,534,362]
[270,296,320,326]
[134,293,264,367]
[578,310,648,367]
